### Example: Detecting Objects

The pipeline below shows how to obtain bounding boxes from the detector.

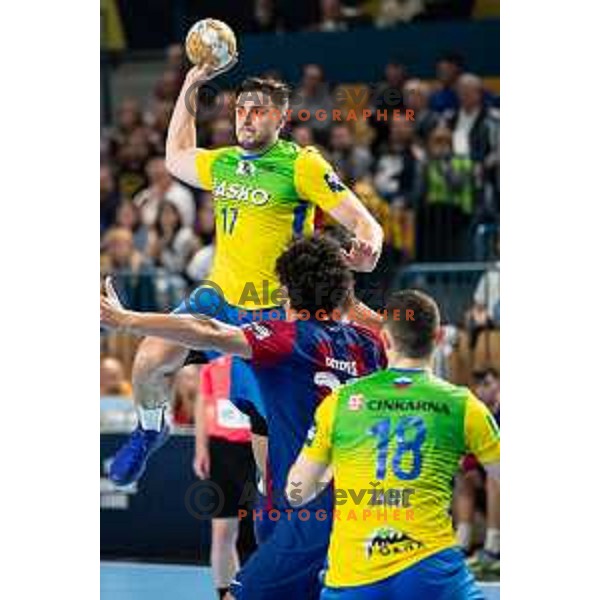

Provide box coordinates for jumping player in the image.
[101,235,387,599]
[287,290,500,600]
[108,62,383,486]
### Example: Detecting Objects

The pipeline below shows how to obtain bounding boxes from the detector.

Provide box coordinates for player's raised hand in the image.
[342,238,380,272]
[184,64,216,86]
[100,276,129,331]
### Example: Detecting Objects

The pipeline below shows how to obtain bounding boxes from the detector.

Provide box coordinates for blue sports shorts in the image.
[320,547,484,600]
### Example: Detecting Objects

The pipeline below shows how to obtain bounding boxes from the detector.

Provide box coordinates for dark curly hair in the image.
[275,235,353,315]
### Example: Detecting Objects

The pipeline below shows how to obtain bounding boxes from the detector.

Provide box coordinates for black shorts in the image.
[209,437,256,518]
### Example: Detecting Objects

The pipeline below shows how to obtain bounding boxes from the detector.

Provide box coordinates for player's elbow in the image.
[165,151,181,179]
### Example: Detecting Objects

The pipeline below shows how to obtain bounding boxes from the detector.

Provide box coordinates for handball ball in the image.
[185,19,237,72]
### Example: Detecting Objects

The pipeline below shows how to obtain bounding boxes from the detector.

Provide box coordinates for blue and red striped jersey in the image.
[242,317,387,510]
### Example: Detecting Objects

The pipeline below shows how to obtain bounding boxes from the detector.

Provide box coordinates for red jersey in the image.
[200,355,252,444]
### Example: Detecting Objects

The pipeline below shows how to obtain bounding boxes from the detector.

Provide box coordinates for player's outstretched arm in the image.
[329,195,384,273]
[165,65,217,187]
[100,278,251,358]
[295,148,383,272]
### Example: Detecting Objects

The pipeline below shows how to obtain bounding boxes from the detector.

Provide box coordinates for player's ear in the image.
[433,327,444,347]
[276,104,289,131]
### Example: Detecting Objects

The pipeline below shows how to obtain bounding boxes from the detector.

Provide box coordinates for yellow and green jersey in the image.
[195,140,348,308]
[301,368,500,588]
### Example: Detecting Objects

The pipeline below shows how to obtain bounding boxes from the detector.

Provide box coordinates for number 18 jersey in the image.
[301,368,500,588]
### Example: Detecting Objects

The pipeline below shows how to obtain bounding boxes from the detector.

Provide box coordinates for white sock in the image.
[138,406,164,432]
[456,522,472,550]
[484,528,500,555]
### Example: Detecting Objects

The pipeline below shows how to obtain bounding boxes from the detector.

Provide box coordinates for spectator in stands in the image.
[447,73,500,219]
[195,91,236,148]
[166,44,185,70]
[115,198,150,254]
[375,0,425,26]
[429,53,464,113]
[403,78,439,142]
[465,260,500,348]
[100,164,121,234]
[249,0,284,33]
[313,0,349,32]
[329,123,372,184]
[448,74,499,163]
[475,367,500,418]
[148,201,199,276]
[108,98,145,156]
[214,91,236,121]
[195,195,215,247]
[154,69,181,103]
[373,119,424,207]
[134,156,196,228]
[370,61,407,146]
[115,129,151,199]
[147,100,174,156]
[165,44,186,86]
[291,63,334,146]
[100,357,132,397]
[172,365,199,426]
[291,125,315,147]
[210,118,236,149]
[417,125,474,261]
[101,227,157,311]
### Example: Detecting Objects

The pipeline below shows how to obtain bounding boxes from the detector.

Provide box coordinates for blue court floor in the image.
[101,561,500,600]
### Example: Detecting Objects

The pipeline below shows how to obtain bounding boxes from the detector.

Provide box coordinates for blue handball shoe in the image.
[108,423,170,486]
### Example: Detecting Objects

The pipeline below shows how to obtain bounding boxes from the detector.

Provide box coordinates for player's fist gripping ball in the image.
[185,19,237,73]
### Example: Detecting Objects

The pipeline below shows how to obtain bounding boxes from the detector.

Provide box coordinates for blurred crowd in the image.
[243,0,492,34]
[107,0,498,51]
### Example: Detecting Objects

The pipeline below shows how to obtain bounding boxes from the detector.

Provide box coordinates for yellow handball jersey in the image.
[195,140,348,308]
[301,368,500,588]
